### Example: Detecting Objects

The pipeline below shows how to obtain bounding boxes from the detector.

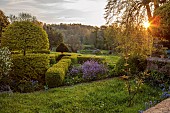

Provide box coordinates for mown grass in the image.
[0,78,161,113]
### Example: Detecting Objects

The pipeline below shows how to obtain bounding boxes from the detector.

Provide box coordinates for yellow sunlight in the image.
[143,21,150,29]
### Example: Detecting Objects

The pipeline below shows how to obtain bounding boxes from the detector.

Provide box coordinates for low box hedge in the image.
[45,67,65,88]
[45,58,71,88]
[62,55,78,64]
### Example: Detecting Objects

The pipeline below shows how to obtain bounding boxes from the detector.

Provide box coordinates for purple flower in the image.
[70,66,81,76]
[81,60,107,80]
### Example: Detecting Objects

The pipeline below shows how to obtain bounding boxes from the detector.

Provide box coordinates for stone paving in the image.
[144,98,170,113]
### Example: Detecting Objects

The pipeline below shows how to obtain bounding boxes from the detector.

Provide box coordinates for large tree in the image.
[1,21,49,55]
[152,1,170,48]
[0,10,9,43]
[105,0,168,25]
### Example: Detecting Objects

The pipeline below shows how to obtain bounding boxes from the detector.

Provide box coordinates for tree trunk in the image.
[145,4,152,22]
[154,0,159,10]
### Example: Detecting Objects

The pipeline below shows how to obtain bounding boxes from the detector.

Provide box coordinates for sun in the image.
[143,21,150,29]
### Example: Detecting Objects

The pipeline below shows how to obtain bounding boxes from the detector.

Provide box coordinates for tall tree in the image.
[105,0,168,25]
[0,10,9,43]
[152,1,170,48]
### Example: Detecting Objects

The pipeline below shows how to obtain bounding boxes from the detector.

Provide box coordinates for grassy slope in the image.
[0,78,161,113]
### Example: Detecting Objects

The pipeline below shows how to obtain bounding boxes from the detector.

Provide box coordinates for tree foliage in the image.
[105,23,153,56]
[0,10,9,41]
[1,21,49,55]
[105,0,168,25]
[104,24,119,50]
[43,24,64,50]
[152,1,170,48]
[45,24,95,51]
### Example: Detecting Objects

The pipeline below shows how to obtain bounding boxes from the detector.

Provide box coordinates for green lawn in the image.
[0,78,161,113]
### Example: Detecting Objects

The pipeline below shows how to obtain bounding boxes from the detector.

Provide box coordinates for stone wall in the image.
[147,57,170,76]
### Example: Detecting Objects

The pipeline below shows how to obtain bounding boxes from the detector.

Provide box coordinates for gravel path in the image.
[144,98,170,113]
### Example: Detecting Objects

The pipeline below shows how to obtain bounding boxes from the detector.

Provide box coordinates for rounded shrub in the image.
[45,67,65,88]
[1,21,49,55]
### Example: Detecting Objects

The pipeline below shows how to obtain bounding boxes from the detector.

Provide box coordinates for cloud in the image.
[0,0,107,26]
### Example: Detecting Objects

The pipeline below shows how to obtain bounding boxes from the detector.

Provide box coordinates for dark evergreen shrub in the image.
[56,43,70,53]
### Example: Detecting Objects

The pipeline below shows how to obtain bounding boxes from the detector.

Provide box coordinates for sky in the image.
[0,0,107,26]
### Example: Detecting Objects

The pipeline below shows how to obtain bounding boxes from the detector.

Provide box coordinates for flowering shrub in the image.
[0,47,12,83]
[70,65,82,77]
[81,60,107,80]
[65,60,108,85]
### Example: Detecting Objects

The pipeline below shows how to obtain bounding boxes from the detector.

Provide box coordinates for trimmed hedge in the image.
[61,55,78,64]
[11,51,21,54]
[49,54,59,65]
[45,67,65,88]
[45,58,71,88]
[31,49,50,54]
[10,54,50,92]
[77,56,104,63]
[60,59,72,67]
[49,54,56,65]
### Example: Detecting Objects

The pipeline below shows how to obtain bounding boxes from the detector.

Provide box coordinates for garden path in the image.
[144,98,170,113]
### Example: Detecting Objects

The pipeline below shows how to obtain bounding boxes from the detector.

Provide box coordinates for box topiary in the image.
[45,67,65,88]
[45,58,71,88]
[56,43,70,53]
